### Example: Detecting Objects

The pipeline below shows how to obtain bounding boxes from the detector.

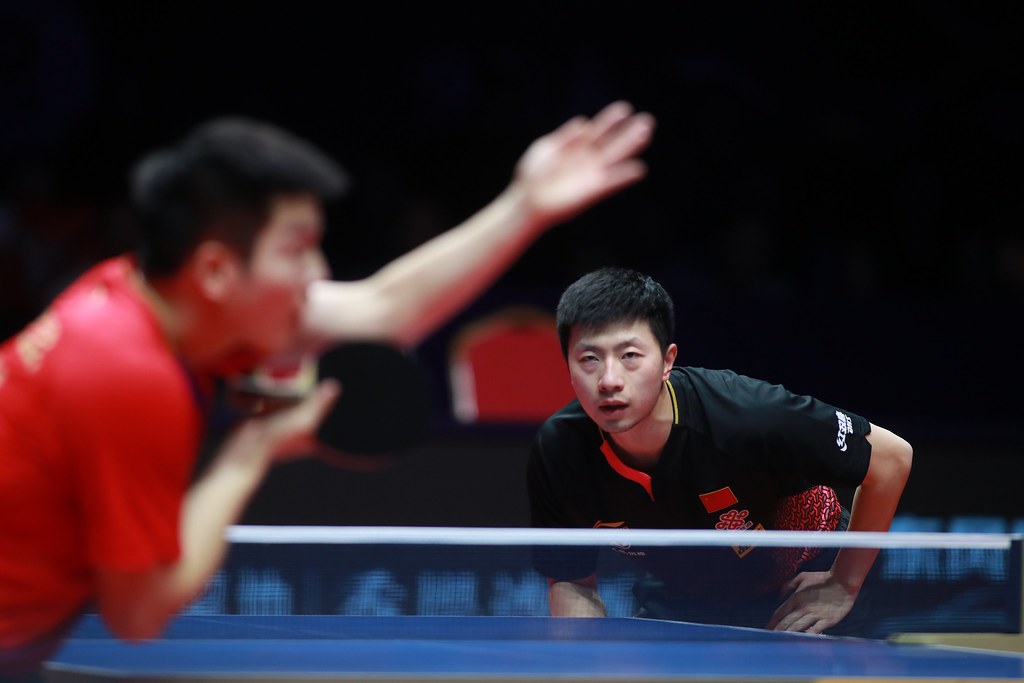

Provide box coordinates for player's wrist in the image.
[827,564,866,595]
[494,181,550,236]
[218,419,276,475]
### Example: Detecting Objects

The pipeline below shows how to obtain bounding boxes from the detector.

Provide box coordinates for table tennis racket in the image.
[315,342,433,456]
[225,342,434,460]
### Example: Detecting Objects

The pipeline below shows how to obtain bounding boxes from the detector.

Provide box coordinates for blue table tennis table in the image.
[45,614,1024,682]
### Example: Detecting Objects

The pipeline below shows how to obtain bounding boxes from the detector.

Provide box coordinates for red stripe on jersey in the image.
[600,440,653,501]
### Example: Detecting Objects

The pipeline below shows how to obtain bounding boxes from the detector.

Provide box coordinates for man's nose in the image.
[598,362,624,392]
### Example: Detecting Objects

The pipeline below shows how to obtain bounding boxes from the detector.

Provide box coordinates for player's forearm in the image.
[548,579,608,617]
[303,183,543,348]
[303,103,653,349]
[97,387,336,641]
[178,421,272,586]
[830,424,913,592]
[99,423,272,641]
[830,482,905,592]
[156,386,337,610]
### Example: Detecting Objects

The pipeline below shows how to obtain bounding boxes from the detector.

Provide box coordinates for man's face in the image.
[566,319,675,434]
[228,193,330,366]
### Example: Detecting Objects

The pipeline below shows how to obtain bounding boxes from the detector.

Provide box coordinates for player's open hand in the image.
[766,570,858,634]
[513,101,655,228]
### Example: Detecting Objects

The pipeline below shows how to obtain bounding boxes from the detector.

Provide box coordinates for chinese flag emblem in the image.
[699,487,738,513]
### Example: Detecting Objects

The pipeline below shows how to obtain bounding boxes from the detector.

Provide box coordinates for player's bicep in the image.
[842,424,912,535]
[861,423,913,489]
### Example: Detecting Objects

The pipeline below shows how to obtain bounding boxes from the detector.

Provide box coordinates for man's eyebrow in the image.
[575,337,646,352]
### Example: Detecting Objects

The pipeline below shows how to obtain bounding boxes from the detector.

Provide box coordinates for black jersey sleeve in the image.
[527,413,601,581]
[682,368,872,491]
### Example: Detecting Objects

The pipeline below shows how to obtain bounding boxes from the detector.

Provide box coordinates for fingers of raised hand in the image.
[586,104,655,163]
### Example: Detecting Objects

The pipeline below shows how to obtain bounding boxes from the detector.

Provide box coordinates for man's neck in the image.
[134,267,219,374]
[132,267,182,352]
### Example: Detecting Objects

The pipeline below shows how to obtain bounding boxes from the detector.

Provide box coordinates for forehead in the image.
[259,193,324,238]
[569,318,658,349]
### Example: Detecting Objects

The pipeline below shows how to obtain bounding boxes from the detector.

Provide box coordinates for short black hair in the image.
[556,267,675,359]
[131,117,349,278]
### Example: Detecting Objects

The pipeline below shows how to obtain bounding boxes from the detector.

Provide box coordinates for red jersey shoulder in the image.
[53,258,172,376]
[11,257,190,412]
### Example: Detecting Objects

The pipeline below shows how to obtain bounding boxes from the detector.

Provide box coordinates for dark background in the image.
[2,1,1022,526]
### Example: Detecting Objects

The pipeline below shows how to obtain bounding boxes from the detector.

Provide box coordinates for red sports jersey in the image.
[0,257,204,652]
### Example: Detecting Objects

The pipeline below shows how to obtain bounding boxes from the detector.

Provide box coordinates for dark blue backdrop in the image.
[2,0,1021,524]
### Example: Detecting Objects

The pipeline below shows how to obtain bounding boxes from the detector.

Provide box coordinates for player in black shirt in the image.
[528,267,913,634]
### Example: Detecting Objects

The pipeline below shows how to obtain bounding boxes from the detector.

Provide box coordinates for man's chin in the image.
[590,416,627,434]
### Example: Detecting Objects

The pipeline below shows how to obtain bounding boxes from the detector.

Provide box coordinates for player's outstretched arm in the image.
[302,101,655,349]
[548,574,608,617]
[93,382,339,641]
[767,424,913,633]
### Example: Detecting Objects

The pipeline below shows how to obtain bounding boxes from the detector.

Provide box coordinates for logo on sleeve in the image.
[835,410,854,452]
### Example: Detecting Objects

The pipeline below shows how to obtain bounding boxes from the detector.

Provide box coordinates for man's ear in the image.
[190,240,243,302]
[662,343,678,380]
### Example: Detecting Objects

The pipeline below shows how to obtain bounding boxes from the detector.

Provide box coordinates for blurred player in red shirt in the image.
[0,104,655,678]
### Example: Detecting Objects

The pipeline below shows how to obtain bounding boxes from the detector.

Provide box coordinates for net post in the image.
[1012,536,1023,634]
[888,534,1024,653]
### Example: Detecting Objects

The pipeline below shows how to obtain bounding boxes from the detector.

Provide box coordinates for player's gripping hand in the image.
[250,378,341,463]
[766,570,858,634]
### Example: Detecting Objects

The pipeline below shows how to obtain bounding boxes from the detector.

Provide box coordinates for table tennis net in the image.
[167,526,1021,640]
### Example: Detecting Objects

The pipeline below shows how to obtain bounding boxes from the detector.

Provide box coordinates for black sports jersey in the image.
[528,366,872,601]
